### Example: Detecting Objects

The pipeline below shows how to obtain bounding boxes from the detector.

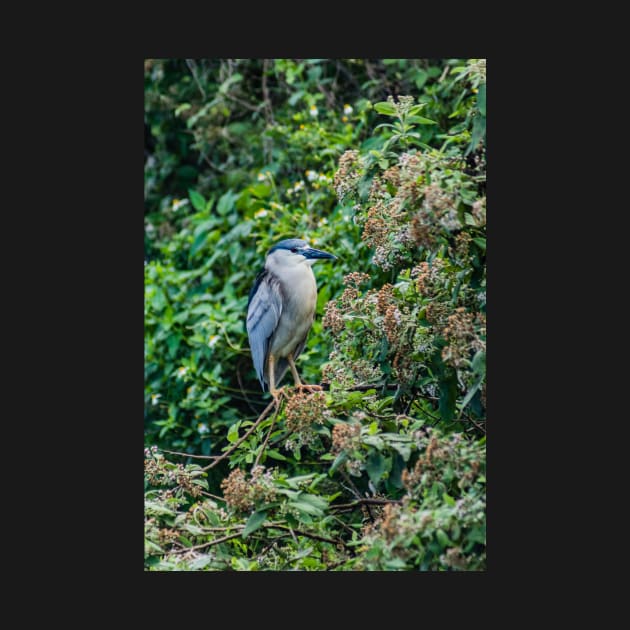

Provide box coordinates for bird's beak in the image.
[303,247,337,261]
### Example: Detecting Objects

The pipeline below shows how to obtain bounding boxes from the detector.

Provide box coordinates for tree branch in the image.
[202,399,277,471]
[330,498,402,511]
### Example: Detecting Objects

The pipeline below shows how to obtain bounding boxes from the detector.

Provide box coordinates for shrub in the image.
[145,59,486,570]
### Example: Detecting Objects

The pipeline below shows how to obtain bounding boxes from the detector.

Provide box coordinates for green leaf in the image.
[366,451,387,485]
[384,557,407,569]
[436,529,452,548]
[407,115,437,125]
[265,449,288,461]
[174,103,192,117]
[242,510,267,538]
[219,73,243,94]
[477,83,486,116]
[442,492,456,506]
[189,231,209,258]
[439,372,458,422]
[473,237,486,251]
[189,555,213,570]
[188,189,206,212]
[227,421,240,443]
[414,71,428,89]
[459,373,484,412]
[295,493,328,511]
[217,190,239,216]
[289,500,324,517]
[329,451,348,474]
[472,350,486,376]
[374,101,397,116]
[189,304,213,316]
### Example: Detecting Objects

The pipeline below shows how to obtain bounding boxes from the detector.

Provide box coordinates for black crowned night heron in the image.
[246,238,337,402]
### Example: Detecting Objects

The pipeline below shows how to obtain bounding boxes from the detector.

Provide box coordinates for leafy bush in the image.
[144,59,486,570]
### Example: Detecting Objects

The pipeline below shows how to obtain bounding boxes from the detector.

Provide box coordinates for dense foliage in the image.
[144,58,486,571]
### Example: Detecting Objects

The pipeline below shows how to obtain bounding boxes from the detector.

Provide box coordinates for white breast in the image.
[268,262,317,358]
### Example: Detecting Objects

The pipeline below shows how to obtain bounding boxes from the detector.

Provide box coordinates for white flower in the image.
[208,335,220,348]
[294,181,304,192]
[343,104,353,115]
[198,423,209,435]
[151,393,161,406]
[254,208,268,218]
[309,105,318,117]
[306,170,318,182]
[176,366,188,378]
[318,218,328,227]
[257,172,266,182]
[171,198,189,212]
[318,174,328,183]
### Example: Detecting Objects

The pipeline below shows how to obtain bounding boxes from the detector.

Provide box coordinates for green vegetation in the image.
[144,58,486,571]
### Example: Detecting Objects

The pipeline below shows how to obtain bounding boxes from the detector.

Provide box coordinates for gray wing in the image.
[246,271,283,390]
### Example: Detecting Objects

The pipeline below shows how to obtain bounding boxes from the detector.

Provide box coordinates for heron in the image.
[246,238,337,403]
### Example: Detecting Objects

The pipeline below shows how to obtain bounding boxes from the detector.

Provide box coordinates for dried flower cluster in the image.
[220,466,277,513]
[333,150,361,200]
[283,389,330,453]
[331,422,361,453]
[441,308,486,368]
[285,390,327,435]
[402,429,484,495]
[144,449,203,498]
[472,196,486,226]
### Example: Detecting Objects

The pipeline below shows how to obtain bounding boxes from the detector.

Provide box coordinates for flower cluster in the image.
[284,390,328,449]
[331,421,362,454]
[333,150,361,201]
[144,448,204,498]
[472,196,486,226]
[220,466,277,513]
[441,307,486,368]
[286,180,305,197]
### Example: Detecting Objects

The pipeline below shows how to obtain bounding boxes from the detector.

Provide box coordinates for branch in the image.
[202,399,277,471]
[253,402,281,468]
[330,498,402,511]
[185,59,206,99]
[160,448,218,460]
[170,531,242,554]
[261,59,274,124]
[266,524,349,548]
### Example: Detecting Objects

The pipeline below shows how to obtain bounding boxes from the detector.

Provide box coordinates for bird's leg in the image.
[267,354,285,406]
[287,354,322,393]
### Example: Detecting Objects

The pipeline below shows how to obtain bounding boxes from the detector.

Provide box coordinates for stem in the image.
[201,399,277,471]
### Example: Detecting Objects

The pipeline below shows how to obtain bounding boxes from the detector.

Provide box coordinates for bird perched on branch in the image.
[246,238,337,403]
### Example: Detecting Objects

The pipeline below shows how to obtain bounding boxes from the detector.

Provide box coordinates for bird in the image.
[246,238,337,402]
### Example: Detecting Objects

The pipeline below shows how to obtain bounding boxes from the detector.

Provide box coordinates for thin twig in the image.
[160,448,218,460]
[171,531,242,554]
[253,403,281,468]
[201,400,276,471]
[199,490,226,502]
[267,524,349,548]
[330,498,402,511]
[224,92,262,113]
[459,412,486,434]
[185,59,206,99]
[261,59,274,124]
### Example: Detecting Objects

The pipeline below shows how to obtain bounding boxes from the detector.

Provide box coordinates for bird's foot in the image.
[294,383,323,394]
[270,387,287,407]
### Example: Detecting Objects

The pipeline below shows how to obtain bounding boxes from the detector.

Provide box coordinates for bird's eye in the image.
[290,247,298,253]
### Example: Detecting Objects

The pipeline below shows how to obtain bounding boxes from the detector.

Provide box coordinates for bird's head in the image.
[266,238,337,269]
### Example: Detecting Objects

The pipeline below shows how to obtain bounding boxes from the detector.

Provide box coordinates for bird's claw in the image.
[270,387,287,406]
[294,383,323,394]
